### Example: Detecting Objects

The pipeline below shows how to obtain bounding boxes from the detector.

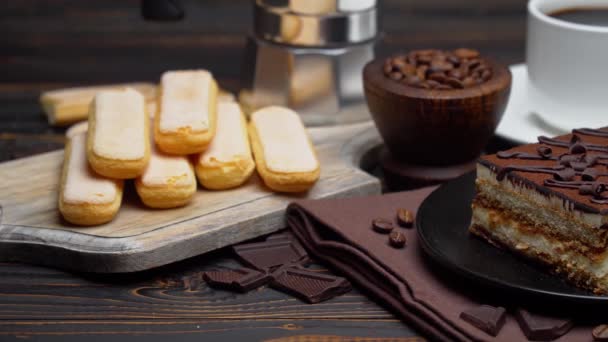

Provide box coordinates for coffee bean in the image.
[383,61,393,75]
[372,218,394,234]
[416,65,428,80]
[397,208,414,227]
[400,63,417,76]
[454,48,480,59]
[593,324,608,341]
[481,70,492,81]
[405,75,422,86]
[462,77,476,87]
[429,73,447,83]
[446,77,464,89]
[384,49,490,89]
[429,61,454,72]
[389,231,406,248]
[447,55,461,66]
[416,49,438,56]
[448,69,464,79]
[426,80,440,88]
[417,55,433,64]
[392,57,406,68]
[389,72,403,81]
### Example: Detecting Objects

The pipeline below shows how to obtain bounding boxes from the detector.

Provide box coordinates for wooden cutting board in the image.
[0,121,381,273]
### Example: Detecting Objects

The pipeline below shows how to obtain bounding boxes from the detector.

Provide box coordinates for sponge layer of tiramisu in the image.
[470,127,608,294]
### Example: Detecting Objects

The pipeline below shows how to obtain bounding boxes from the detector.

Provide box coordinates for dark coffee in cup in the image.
[549,7,608,26]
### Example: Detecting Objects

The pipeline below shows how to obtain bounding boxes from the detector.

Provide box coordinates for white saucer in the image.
[495,64,570,144]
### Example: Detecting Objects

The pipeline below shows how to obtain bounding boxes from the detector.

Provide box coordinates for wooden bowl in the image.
[363,56,512,166]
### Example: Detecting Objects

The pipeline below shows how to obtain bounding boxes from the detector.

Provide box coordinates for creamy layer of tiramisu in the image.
[470,127,608,294]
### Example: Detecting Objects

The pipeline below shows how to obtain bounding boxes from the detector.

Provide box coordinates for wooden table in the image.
[0,0,525,340]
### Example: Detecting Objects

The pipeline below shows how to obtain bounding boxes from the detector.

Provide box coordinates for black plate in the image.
[416,172,608,304]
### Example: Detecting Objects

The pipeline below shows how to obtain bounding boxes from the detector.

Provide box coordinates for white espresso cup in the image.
[527,0,608,129]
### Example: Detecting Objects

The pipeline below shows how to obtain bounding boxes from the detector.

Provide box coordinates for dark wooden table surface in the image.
[0,0,525,340]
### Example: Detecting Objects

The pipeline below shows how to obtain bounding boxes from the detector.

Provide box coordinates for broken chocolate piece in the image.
[593,324,608,341]
[515,309,573,341]
[396,208,414,228]
[233,239,309,271]
[266,231,294,242]
[372,218,394,234]
[270,268,352,304]
[459,305,506,337]
[203,268,270,292]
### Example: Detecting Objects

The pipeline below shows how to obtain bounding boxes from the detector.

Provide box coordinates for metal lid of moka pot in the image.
[254,0,377,46]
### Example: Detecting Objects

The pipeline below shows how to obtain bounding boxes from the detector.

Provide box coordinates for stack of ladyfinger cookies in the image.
[58,70,321,226]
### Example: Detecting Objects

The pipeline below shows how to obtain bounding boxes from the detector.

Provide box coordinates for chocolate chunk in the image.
[396,208,414,228]
[389,231,406,248]
[270,268,352,304]
[593,324,608,341]
[372,218,394,234]
[459,305,506,337]
[515,309,573,341]
[266,231,294,242]
[537,146,552,158]
[233,240,309,271]
[203,268,270,292]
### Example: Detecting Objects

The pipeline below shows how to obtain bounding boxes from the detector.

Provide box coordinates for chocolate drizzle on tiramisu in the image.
[495,128,608,207]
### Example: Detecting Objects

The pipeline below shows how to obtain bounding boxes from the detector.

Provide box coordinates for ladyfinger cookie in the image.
[135,120,197,208]
[249,106,320,192]
[155,70,218,154]
[59,132,123,226]
[41,82,156,126]
[87,88,150,179]
[196,102,255,190]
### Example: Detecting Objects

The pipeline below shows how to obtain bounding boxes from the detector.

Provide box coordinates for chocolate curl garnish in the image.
[569,142,587,155]
[570,134,581,144]
[559,155,579,167]
[553,168,575,181]
[536,146,552,159]
[497,151,517,159]
[544,179,582,189]
[580,182,606,196]
[582,168,599,181]
[585,154,600,166]
[591,197,608,204]
[570,161,588,171]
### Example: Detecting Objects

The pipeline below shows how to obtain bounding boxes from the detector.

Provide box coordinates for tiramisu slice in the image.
[470,127,608,294]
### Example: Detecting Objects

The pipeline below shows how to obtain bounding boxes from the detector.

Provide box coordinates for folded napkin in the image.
[286,188,596,342]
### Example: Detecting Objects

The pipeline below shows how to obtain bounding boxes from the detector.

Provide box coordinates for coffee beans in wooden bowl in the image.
[363,48,512,165]
[383,49,492,90]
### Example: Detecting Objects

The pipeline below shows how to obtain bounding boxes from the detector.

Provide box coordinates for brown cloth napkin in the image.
[286,188,596,342]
